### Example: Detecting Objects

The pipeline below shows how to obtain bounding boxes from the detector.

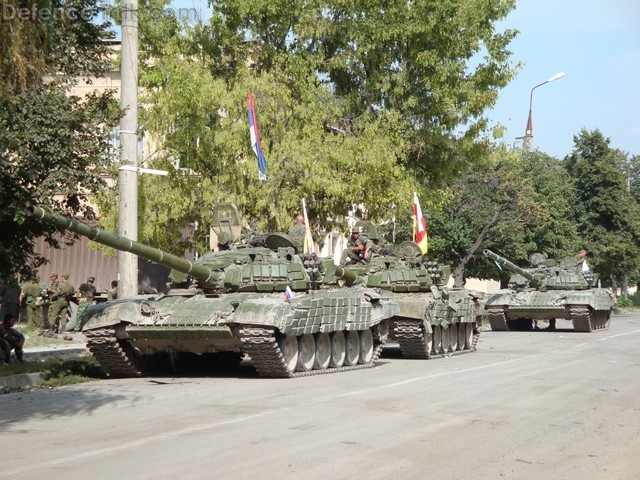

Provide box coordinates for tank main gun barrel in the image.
[483,249,541,287]
[26,205,217,284]
[334,266,360,286]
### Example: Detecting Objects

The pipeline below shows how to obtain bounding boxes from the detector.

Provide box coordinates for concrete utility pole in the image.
[117,1,139,297]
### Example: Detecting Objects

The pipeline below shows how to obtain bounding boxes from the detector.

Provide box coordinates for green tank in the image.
[27,205,398,378]
[344,221,484,359]
[483,249,615,332]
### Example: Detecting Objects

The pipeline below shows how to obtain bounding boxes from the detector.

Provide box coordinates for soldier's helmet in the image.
[88,276,96,282]
[354,221,379,242]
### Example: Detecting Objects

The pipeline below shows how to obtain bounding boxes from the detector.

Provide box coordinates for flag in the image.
[284,285,294,300]
[413,192,428,254]
[248,92,267,181]
[302,198,315,254]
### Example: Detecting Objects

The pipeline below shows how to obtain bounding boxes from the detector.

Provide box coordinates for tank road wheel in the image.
[329,331,346,368]
[423,329,434,357]
[278,335,299,373]
[345,330,361,366]
[432,325,443,355]
[296,334,316,372]
[442,325,451,353]
[314,333,331,370]
[464,323,474,350]
[457,323,467,351]
[449,324,458,352]
[359,329,374,364]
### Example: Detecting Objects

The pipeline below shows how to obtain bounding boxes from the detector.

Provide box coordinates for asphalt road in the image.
[1,312,639,480]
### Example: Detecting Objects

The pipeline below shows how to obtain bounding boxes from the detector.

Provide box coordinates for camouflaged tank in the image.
[27,205,398,378]
[343,221,484,359]
[483,249,614,332]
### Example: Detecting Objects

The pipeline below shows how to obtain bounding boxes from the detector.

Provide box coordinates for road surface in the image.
[1,312,639,479]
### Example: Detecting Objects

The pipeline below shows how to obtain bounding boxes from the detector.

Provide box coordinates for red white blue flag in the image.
[248,92,267,181]
[284,285,294,300]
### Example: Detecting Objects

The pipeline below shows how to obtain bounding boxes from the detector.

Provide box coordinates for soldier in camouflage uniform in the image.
[340,226,374,265]
[0,314,25,364]
[73,275,97,331]
[287,214,306,253]
[47,273,75,334]
[20,276,46,334]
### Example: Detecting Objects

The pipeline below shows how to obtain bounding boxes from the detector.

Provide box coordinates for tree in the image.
[427,149,540,287]
[0,0,120,279]
[206,0,519,183]
[96,0,519,253]
[564,129,640,290]
[426,148,581,287]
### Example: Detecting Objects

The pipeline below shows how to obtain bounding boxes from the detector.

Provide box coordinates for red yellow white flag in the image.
[413,192,428,254]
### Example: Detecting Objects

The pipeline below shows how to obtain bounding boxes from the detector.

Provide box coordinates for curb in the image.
[0,372,46,389]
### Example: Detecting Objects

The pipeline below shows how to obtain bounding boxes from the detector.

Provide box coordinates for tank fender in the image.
[224,297,292,331]
[82,301,143,331]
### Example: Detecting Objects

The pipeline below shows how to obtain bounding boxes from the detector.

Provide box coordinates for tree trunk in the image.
[621,274,629,299]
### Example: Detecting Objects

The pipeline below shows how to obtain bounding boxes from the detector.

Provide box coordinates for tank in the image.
[483,249,615,332]
[343,221,484,359]
[27,205,399,378]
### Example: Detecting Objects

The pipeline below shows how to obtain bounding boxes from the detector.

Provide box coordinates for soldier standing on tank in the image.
[73,275,97,331]
[47,273,75,334]
[287,214,306,253]
[0,314,25,364]
[20,276,46,335]
[340,226,373,265]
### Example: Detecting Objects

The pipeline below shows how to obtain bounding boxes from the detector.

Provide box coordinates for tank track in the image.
[393,319,480,359]
[485,306,508,331]
[569,305,611,332]
[85,328,142,378]
[238,327,384,378]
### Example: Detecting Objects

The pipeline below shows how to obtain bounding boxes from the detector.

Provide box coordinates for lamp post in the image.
[522,71,565,151]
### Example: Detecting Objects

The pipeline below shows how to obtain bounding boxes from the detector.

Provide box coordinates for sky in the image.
[489,0,640,158]
[166,0,640,159]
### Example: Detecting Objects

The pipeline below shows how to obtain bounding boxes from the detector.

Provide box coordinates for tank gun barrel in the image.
[333,266,360,286]
[483,249,541,287]
[26,206,216,284]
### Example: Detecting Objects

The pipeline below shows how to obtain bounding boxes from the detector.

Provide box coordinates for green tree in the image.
[427,149,540,287]
[97,0,519,253]
[0,0,120,279]
[564,129,640,289]
[426,148,580,287]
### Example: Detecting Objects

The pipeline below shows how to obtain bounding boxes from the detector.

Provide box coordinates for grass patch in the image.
[0,356,104,391]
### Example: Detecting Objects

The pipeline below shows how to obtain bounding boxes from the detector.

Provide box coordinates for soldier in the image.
[20,276,46,335]
[107,280,118,300]
[47,273,75,334]
[0,314,25,364]
[287,214,306,253]
[73,275,97,331]
[340,226,373,265]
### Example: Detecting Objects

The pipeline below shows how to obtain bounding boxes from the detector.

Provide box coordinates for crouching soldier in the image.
[0,314,25,364]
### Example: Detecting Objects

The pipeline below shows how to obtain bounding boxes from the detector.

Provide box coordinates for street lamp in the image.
[522,71,565,151]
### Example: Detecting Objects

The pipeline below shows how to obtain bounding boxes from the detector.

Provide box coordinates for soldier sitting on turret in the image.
[340,226,373,266]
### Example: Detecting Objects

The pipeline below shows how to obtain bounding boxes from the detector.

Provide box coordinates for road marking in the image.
[0,412,270,476]
[598,329,640,341]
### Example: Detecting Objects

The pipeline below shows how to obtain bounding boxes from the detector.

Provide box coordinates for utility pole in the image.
[117,1,139,297]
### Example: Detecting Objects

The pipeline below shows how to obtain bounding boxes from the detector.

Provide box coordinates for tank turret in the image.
[27,205,397,378]
[483,249,542,288]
